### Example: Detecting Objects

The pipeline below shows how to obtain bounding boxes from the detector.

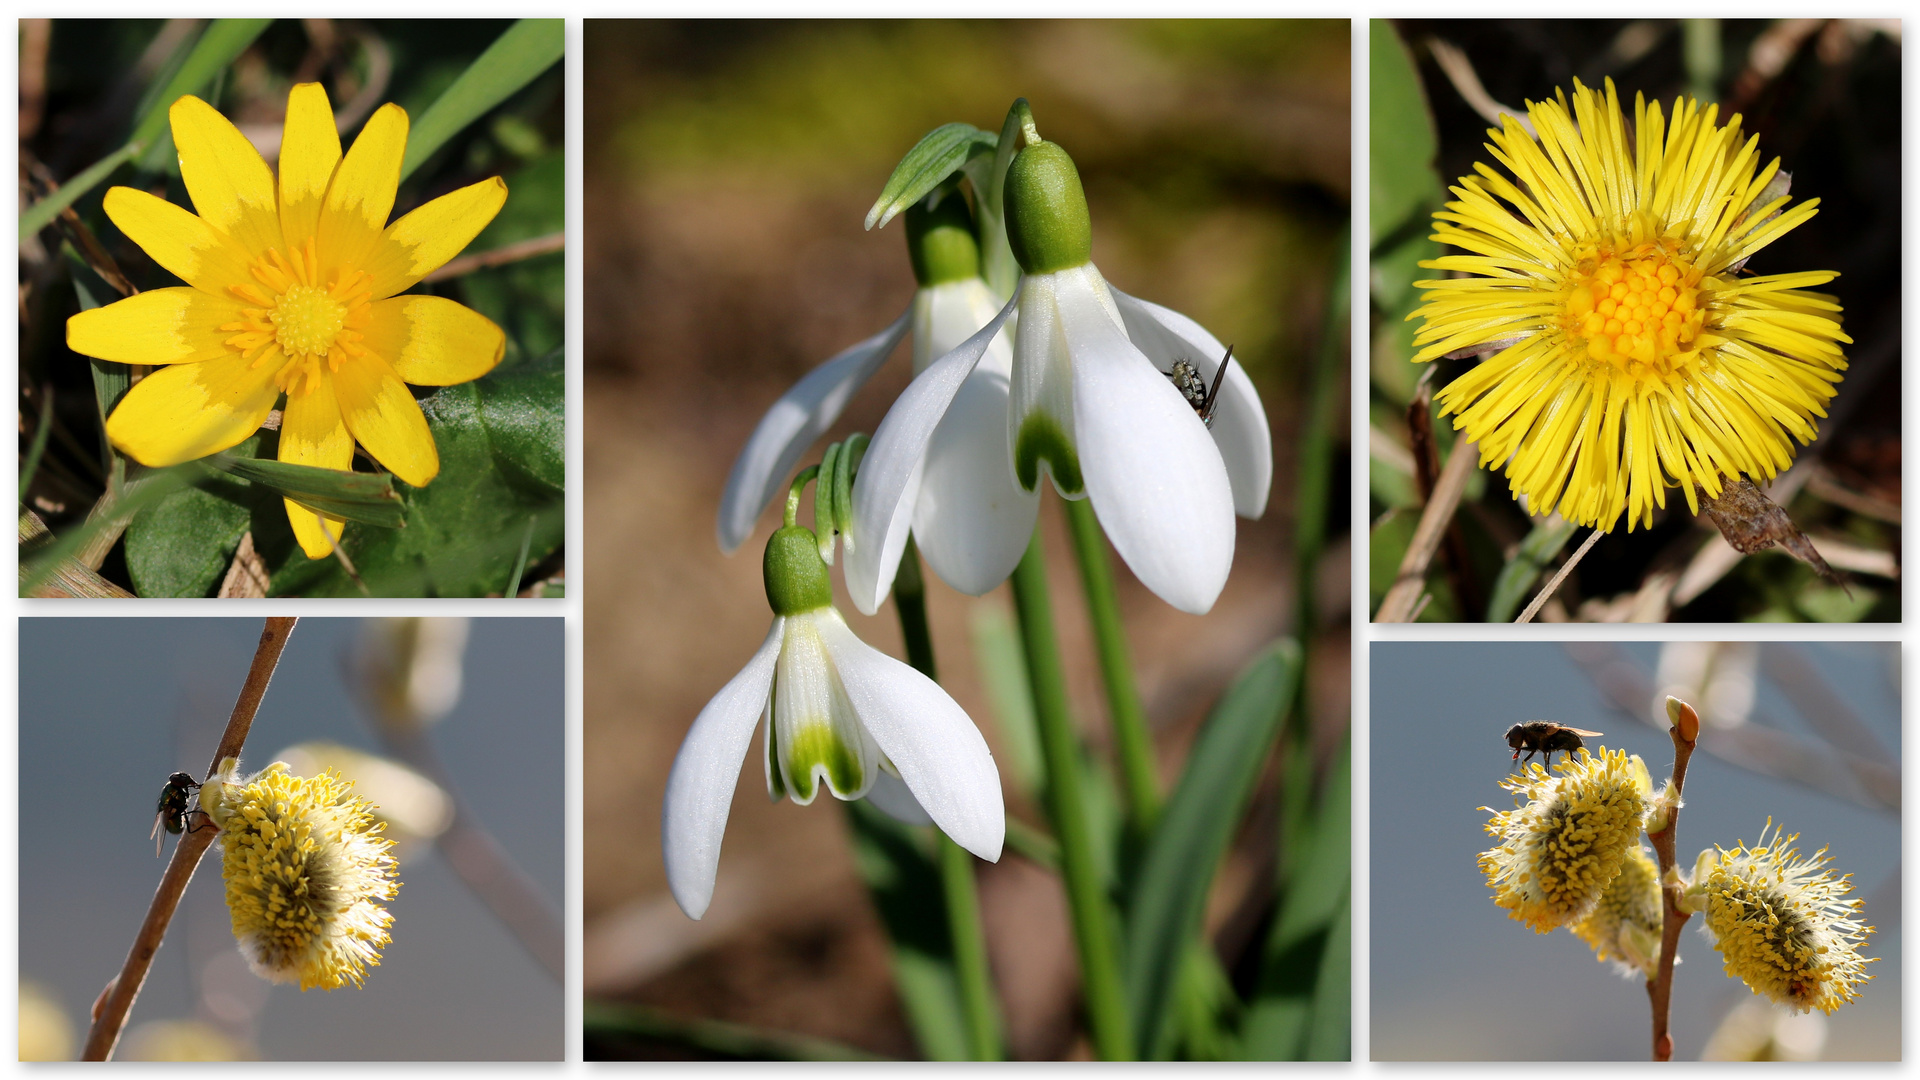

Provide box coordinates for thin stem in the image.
[892,537,1002,1060]
[1516,526,1604,624]
[1009,527,1133,1060]
[1375,436,1477,622]
[1644,698,1701,1062]
[82,617,297,1061]
[1062,498,1159,836]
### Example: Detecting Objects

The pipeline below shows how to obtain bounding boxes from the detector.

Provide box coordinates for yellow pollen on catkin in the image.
[1562,240,1707,374]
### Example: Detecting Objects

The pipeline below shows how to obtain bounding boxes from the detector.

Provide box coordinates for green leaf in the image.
[1303,900,1351,1061]
[263,355,564,596]
[401,19,565,182]
[19,468,192,596]
[844,801,969,1061]
[967,605,1043,796]
[1239,737,1349,1059]
[1484,517,1578,622]
[124,466,254,598]
[204,454,407,528]
[19,143,141,241]
[131,19,275,173]
[1368,21,1441,245]
[865,123,997,231]
[1124,640,1301,1060]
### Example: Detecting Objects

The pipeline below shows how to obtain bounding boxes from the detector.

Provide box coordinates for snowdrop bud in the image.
[764,525,833,616]
[905,193,981,287]
[1003,140,1091,274]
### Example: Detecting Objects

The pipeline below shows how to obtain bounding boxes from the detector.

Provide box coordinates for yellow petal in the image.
[102,186,255,294]
[66,288,243,365]
[169,95,283,260]
[362,296,505,386]
[278,375,354,559]
[318,104,407,275]
[279,82,342,256]
[363,177,508,298]
[104,350,282,466]
[335,349,438,487]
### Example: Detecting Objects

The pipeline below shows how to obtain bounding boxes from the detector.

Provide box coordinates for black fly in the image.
[152,771,213,856]
[1165,344,1234,429]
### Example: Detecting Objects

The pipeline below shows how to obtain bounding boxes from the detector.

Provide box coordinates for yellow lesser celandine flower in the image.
[1480,747,1651,932]
[200,758,400,991]
[1410,78,1849,531]
[1571,842,1665,977]
[1688,819,1874,1014]
[65,83,509,557]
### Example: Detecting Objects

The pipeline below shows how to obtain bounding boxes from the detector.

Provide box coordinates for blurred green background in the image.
[1369,20,1899,622]
[584,20,1349,1060]
[19,19,565,597]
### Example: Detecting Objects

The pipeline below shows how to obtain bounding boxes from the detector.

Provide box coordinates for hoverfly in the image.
[1165,344,1234,429]
[151,771,212,856]
[1504,722,1604,767]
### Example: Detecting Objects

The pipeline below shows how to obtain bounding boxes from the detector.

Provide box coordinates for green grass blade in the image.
[132,19,274,172]
[1484,517,1579,622]
[203,453,406,528]
[20,143,143,241]
[400,19,565,182]
[19,469,190,595]
[1303,899,1351,1061]
[1124,640,1301,1059]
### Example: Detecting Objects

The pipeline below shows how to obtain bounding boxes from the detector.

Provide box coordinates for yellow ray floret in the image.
[66,83,509,558]
[1409,78,1849,531]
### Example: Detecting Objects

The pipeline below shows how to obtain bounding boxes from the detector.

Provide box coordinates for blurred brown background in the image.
[584,20,1349,1057]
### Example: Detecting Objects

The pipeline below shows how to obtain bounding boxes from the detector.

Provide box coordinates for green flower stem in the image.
[892,537,1003,1061]
[1062,498,1160,835]
[1009,527,1133,1060]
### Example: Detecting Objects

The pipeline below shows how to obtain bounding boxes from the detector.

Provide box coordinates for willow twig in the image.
[1644,696,1700,1062]
[82,617,298,1060]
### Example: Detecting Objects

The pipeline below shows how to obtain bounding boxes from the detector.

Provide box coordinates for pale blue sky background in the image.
[20,617,563,1061]
[1371,640,1899,1061]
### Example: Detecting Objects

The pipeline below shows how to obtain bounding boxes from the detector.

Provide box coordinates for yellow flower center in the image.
[217,237,373,397]
[270,284,348,359]
[1562,240,1708,372]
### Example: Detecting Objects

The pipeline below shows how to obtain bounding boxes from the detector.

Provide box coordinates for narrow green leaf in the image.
[1369,21,1442,245]
[1303,900,1351,1061]
[19,469,191,596]
[401,19,565,182]
[19,143,142,241]
[1484,517,1579,622]
[132,19,274,172]
[1124,640,1301,1059]
[844,801,970,1061]
[967,605,1043,795]
[203,454,406,528]
[865,123,997,231]
[1240,737,1349,1059]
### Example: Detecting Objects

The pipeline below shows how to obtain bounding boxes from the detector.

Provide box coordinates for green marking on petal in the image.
[1015,411,1083,495]
[765,721,786,802]
[783,722,864,803]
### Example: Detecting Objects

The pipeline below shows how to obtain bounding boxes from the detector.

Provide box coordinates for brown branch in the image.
[81,618,299,1061]
[1644,697,1700,1062]
[422,232,565,283]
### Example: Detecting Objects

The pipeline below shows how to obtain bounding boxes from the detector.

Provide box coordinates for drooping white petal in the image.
[912,308,1037,596]
[846,284,1022,615]
[814,610,1004,862]
[864,769,934,826]
[912,277,1010,376]
[1109,285,1272,519]
[715,309,912,554]
[771,611,880,805]
[1060,271,1236,615]
[662,619,786,920]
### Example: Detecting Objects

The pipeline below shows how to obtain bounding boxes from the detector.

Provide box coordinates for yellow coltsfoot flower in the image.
[1411,78,1849,531]
[66,83,508,558]
[200,758,400,991]
[1689,820,1874,1014]
[1572,842,1666,977]
[1480,747,1652,932]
